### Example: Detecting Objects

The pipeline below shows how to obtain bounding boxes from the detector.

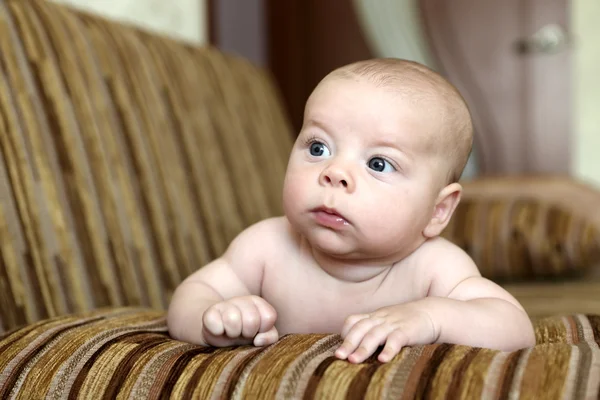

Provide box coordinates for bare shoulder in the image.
[224,216,291,262]
[415,237,481,298]
[417,237,525,309]
[180,217,290,298]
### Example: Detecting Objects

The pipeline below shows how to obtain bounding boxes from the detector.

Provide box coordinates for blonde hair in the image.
[331,58,473,183]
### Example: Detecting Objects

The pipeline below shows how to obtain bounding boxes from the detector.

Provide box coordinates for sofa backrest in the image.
[0,0,294,332]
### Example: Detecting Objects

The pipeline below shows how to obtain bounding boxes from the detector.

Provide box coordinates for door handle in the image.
[515,24,570,54]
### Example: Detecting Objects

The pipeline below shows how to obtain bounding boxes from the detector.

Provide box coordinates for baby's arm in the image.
[167,219,278,347]
[337,240,535,363]
[422,244,535,350]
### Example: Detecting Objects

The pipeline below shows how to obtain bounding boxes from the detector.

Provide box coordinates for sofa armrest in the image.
[0,308,598,399]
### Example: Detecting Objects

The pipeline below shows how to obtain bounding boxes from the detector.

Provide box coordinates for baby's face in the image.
[283,76,448,262]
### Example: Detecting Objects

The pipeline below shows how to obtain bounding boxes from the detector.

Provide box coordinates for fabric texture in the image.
[0,1,599,399]
[0,0,293,333]
[442,177,600,281]
[0,308,599,399]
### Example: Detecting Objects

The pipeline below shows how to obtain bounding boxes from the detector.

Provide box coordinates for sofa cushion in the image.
[442,176,600,281]
[0,308,598,399]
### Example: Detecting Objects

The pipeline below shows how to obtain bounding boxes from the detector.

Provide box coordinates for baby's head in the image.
[329,58,473,184]
[283,58,473,262]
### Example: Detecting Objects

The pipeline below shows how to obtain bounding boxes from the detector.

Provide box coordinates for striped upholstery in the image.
[0,1,599,399]
[0,0,292,333]
[443,197,600,280]
[0,308,598,399]
[443,176,600,281]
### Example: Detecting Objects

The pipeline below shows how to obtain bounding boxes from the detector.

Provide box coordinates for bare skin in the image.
[167,59,536,363]
[168,217,534,363]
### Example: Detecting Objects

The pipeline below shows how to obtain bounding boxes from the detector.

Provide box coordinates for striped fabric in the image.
[0,1,599,399]
[0,0,293,333]
[442,197,600,281]
[0,308,598,399]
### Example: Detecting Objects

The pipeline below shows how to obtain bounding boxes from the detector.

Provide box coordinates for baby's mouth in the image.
[311,206,350,228]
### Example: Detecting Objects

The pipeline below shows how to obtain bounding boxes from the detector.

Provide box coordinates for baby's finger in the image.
[250,296,278,333]
[231,298,261,338]
[253,325,279,347]
[341,314,369,338]
[221,304,243,338]
[335,317,382,360]
[378,329,409,363]
[347,324,392,364]
[202,306,225,336]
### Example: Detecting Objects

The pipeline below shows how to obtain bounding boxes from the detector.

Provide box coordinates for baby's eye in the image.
[308,141,331,157]
[368,157,395,173]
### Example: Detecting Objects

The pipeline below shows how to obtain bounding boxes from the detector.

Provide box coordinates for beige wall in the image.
[573,1,600,186]
[52,0,207,44]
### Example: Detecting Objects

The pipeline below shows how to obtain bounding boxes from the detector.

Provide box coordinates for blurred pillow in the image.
[441,176,600,281]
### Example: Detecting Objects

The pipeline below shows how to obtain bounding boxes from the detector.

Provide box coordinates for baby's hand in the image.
[335,304,438,363]
[202,295,279,347]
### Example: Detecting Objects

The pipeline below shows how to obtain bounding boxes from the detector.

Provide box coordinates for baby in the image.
[167,58,536,364]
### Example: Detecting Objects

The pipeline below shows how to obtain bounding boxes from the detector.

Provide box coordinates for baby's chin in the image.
[304,234,383,261]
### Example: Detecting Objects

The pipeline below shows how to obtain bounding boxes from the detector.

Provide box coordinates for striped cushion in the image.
[1,309,598,399]
[443,177,600,281]
[0,0,292,333]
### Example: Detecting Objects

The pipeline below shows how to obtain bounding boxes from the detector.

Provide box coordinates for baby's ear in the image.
[423,183,462,238]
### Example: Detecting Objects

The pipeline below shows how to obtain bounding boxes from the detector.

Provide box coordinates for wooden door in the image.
[267,0,373,133]
[420,0,572,175]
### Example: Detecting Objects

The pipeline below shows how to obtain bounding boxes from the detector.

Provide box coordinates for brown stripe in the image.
[399,345,439,400]
[93,18,189,296]
[0,314,67,353]
[379,346,425,399]
[572,316,593,399]
[33,0,138,307]
[1,1,57,320]
[149,346,219,398]
[102,335,213,399]
[583,342,600,399]
[346,361,380,400]
[44,320,168,399]
[240,334,335,399]
[101,77,174,299]
[68,332,170,399]
[412,343,452,398]
[0,223,27,330]
[302,356,337,400]
[10,0,95,318]
[205,347,264,400]
[518,345,570,399]
[0,314,109,397]
[572,343,593,399]
[181,347,238,398]
[494,348,524,399]
[446,347,482,397]
[130,342,199,399]
[275,335,341,399]
[463,349,502,399]
[221,344,273,399]
[587,314,600,344]
[573,315,600,399]
[22,0,115,308]
[568,314,581,343]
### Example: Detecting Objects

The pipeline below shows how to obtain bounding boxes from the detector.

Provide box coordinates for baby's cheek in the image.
[282,176,305,216]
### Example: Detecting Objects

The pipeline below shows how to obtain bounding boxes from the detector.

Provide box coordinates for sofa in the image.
[0,1,598,398]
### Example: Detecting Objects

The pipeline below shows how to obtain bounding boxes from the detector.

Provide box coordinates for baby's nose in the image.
[319,164,355,192]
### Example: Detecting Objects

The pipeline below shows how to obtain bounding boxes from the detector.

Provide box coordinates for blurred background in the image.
[52,0,599,185]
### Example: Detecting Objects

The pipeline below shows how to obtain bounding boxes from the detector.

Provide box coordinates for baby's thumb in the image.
[253,326,279,347]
